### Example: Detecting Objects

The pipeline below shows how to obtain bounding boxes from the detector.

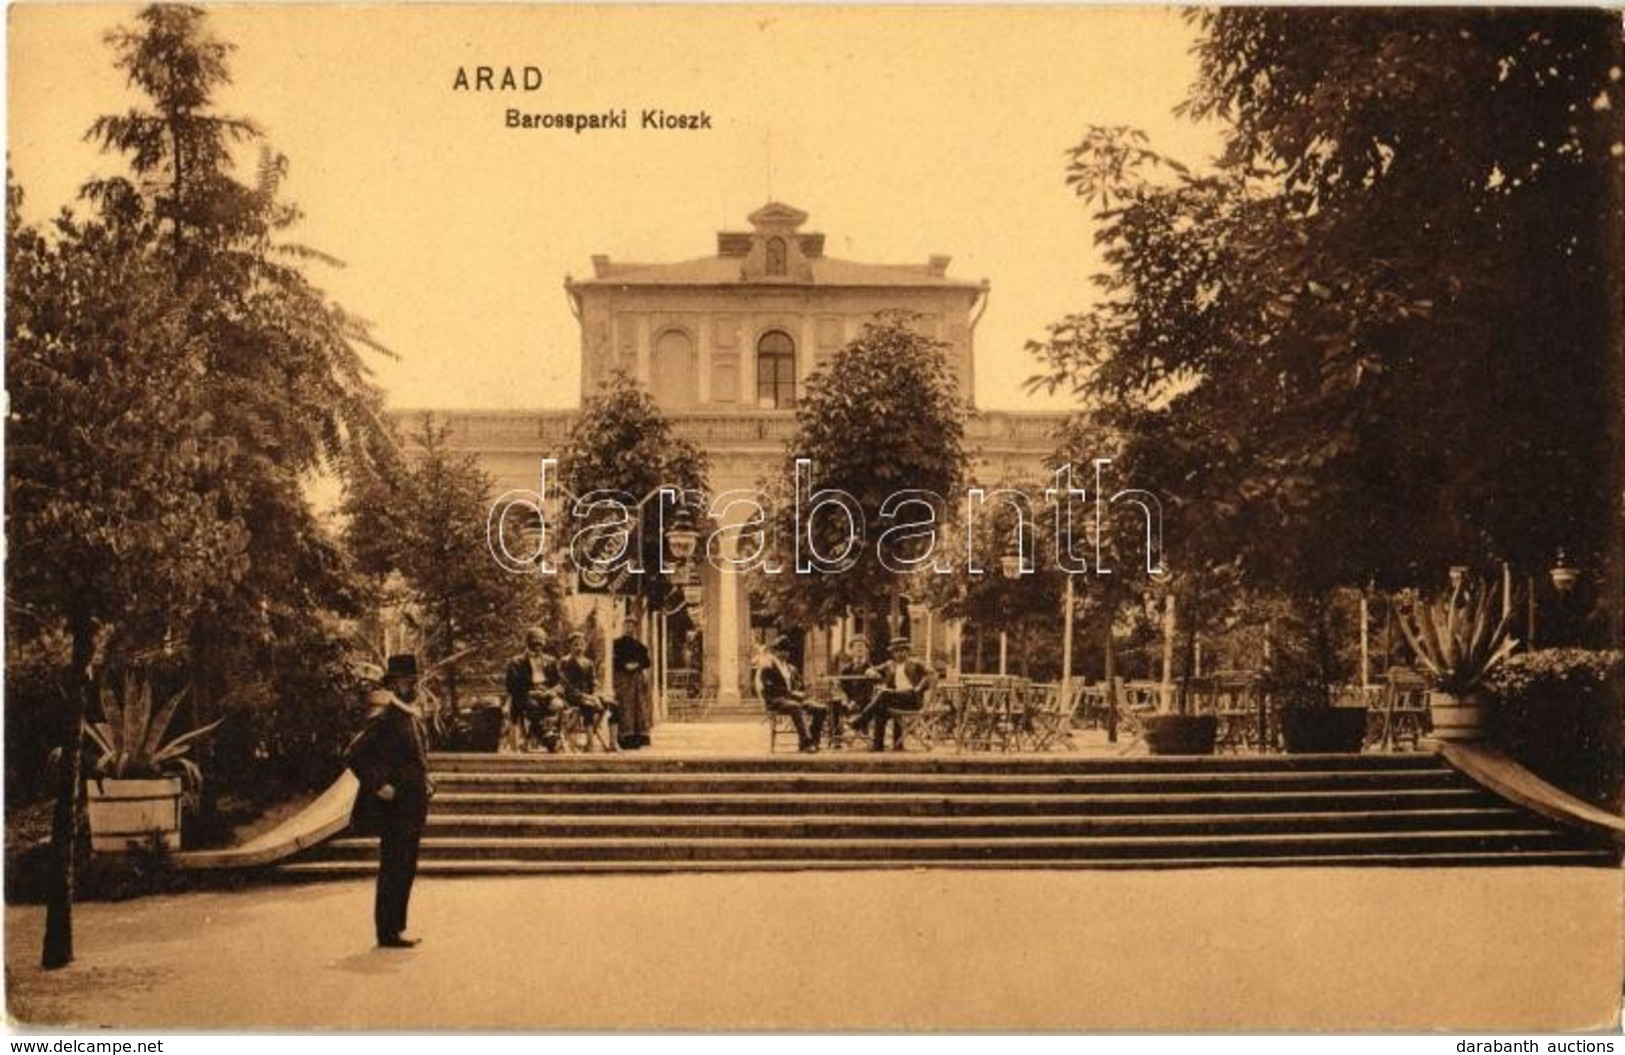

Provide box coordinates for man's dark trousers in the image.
[376,814,424,944]
[870,689,922,751]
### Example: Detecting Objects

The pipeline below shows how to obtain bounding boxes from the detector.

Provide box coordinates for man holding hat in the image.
[758,634,826,752]
[865,636,935,752]
[346,654,435,948]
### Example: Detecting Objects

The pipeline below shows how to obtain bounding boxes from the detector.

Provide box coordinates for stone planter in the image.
[440,702,505,752]
[1141,713,1218,756]
[1279,707,1368,754]
[1427,690,1490,743]
[84,776,184,853]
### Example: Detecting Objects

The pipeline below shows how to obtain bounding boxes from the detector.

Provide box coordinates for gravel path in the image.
[6,867,1620,1031]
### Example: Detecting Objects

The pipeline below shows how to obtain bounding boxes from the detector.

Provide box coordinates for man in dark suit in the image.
[346,654,434,949]
[864,636,935,752]
[758,634,826,752]
[612,619,653,749]
[505,627,563,751]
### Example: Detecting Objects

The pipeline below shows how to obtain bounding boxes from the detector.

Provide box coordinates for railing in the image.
[397,408,1069,455]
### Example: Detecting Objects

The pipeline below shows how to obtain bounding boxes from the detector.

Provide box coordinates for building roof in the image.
[567,202,985,292]
[577,255,982,289]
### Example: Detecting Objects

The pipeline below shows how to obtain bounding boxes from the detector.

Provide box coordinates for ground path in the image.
[7,867,1620,1031]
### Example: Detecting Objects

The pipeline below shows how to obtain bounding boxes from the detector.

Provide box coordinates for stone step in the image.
[307,827,1593,863]
[278,847,1620,879]
[426,752,1446,775]
[412,807,1538,840]
[284,752,1613,875]
[427,769,1467,796]
[430,787,1499,817]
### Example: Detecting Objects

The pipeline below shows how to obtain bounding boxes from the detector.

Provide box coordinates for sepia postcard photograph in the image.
[4,1,1624,1035]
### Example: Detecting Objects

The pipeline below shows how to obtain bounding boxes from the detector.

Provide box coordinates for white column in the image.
[717,540,742,704]
[999,632,1008,677]
[1160,594,1176,712]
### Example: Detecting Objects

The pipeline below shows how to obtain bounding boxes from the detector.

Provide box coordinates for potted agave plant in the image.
[1395,577,1517,743]
[81,671,224,852]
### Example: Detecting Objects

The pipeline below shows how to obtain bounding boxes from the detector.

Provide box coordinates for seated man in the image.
[757,634,826,753]
[504,627,564,751]
[832,635,878,745]
[558,630,617,751]
[866,636,935,752]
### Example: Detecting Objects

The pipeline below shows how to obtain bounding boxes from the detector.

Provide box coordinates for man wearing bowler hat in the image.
[757,634,826,752]
[864,636,935,752]
[346,654,434,948]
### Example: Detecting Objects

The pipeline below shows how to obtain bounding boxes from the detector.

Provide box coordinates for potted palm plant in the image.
[81,671,224,852]
[1395,576,1517,742]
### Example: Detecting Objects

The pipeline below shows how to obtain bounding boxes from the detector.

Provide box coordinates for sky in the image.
[8,4,1224,413]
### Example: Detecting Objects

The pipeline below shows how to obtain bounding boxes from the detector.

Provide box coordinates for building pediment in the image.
[747,201,810,230]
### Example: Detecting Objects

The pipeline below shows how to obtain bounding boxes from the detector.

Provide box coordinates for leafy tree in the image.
[80,4,392,736]
[6,5,393,967]
[927,494,1065,680]
[6,180,249,968]
[345,417,565,706]
[1190,10,1620,588]
[753,313,968,637]
[555,371,710,621]
[1030,10,1623,632]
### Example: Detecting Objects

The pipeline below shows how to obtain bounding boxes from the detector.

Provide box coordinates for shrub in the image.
[1485,648,1624,811]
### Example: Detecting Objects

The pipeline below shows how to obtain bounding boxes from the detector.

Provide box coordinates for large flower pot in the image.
[1428,690,1490,742]
[441,703,504,752]
[1141,713,1218,755]
[84,776,183,853]
[1279,707,1368,754]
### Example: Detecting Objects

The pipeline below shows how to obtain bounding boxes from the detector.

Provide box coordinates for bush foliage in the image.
[1486,649,1625,811]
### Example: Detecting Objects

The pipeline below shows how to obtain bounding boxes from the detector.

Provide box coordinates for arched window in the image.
[765,236,787,276]
[756,331,796,409]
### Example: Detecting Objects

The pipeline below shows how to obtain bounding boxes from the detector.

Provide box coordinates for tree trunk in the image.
[443,605,460,713]
[42,609,94,969]
[188,613,225,822]
[1179,590,1201,714]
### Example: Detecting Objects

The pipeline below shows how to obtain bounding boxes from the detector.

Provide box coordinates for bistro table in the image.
[954,675,1025,752]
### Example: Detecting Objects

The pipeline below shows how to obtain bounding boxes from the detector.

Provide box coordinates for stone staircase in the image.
[279,752,1616,877]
